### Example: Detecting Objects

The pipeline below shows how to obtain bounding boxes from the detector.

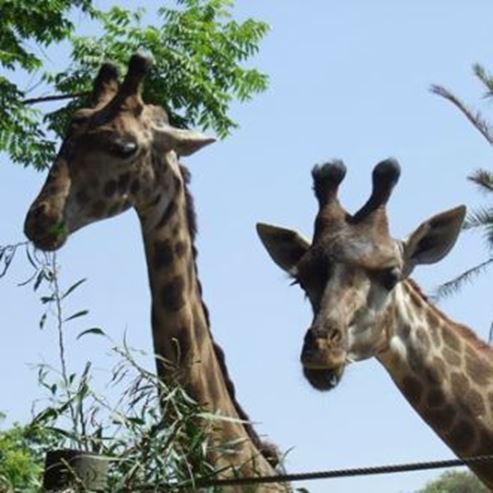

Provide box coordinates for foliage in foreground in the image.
[0,0,269,169]
[0,248,237,492]
[415,470,489,493]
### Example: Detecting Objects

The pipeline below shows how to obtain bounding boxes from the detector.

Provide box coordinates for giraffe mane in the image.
[179,165,279,466]
[405,278,493,354]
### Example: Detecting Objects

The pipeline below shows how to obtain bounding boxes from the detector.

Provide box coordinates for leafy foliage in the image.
[415,470,489,493]
[0,0,269,169]
[0,253,238,491]
[0,413,56,492]
[0,0,93,169]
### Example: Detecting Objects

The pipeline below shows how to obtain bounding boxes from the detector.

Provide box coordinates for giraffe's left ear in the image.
[153,122,215,156]
[401,205,466,277]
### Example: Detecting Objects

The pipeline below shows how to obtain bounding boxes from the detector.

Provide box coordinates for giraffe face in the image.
[24,55,213,251]
[294,229,403,387]
[258,160,465,391]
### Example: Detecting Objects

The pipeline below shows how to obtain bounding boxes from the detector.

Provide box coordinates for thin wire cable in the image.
[194,454,493,488]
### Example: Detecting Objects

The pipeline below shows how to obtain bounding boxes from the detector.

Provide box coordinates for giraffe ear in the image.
[402,205,466,277]
[256,223,310,274]
[153,122,215,156]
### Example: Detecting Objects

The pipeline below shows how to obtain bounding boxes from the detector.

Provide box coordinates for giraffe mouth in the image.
[303,366,344,391]
[25,222,68,252]
[32,234,67,251]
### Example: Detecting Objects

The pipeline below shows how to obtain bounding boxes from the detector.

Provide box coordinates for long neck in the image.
[137,163,280,482]
[377,280,493,488]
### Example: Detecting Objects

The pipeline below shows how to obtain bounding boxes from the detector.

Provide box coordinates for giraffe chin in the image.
[30,234,67,252]
[303,366,344,391]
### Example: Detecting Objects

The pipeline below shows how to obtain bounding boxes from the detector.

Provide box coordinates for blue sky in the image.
[1,1,493,492]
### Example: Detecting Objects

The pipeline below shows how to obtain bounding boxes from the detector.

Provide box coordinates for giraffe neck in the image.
[136,159,279,480]
[377,280,493,488]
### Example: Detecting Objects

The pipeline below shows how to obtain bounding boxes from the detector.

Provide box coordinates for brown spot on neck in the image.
[448,419,476,454]
[160,275,186,312]
[153,239,174,269]
[401,375,423,406]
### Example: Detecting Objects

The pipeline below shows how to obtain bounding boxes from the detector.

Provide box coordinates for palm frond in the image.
[463,207,493,230]
[467,168,493,193]
[486,221,493,251]
[473,63,493,96]
[433,257,493,300]
[430,84,493,144]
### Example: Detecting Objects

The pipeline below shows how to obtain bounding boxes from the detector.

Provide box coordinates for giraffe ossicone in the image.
[258,158,493,489]
[25,54,285,488]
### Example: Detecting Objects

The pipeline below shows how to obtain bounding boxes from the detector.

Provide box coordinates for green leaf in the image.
[64,309,89,322]
[76,327,105,339]
[62,278,87,299]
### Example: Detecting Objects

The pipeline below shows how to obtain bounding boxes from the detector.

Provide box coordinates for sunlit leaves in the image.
[0,0,269,169]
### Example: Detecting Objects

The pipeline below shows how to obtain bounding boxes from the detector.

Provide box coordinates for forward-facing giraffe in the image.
[257,159,493,489]
[24,54,285,488]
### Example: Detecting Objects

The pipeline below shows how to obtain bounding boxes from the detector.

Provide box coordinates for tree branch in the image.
[430,84,493,145]
[22,91,89,105]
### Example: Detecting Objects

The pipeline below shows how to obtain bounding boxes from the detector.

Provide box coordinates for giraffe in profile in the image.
[257,159,493,489]
[25,54,285,489]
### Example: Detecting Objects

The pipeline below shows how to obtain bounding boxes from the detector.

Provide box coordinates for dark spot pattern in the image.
[424,366,442,386]
[154,240,174,269]
[443,347,461,366]
[448,419,475,452]
[400,323,411,340]
[467,388,486,417]
[442,328,461,352]
[451,372,470,397]
[175,240,187,257]
[416,326,431,352]
[402,375,423,406]
[429,324,442,348]
[427,389,445,408]
[161,275,185,312]
[424,404,455,430]
[433,357,447,379]
[465,350,492,387]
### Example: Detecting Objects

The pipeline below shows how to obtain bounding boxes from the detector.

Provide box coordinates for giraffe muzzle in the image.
[24,202,68,251]
[301,326,347,369]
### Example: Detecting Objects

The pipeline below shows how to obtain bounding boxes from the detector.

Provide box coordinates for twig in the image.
[50,253,78,440]
[22,91,90,105]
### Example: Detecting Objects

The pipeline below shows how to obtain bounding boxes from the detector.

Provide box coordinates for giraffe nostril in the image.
[329,329,343,344]
[33,202,49,217]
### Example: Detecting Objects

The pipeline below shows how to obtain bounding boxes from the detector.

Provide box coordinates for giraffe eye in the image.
[109,139,138,158]
[379,267,401,290]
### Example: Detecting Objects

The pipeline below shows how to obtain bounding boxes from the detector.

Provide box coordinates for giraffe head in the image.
[257,159,466,391]
[25,54,214,251]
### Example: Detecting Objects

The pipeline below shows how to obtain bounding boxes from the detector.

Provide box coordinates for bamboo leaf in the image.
[76,327,105,339]
[64,309,89,322]
[62,278,87,299]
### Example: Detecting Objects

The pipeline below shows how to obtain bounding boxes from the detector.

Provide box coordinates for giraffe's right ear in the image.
[256,223,310,274]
